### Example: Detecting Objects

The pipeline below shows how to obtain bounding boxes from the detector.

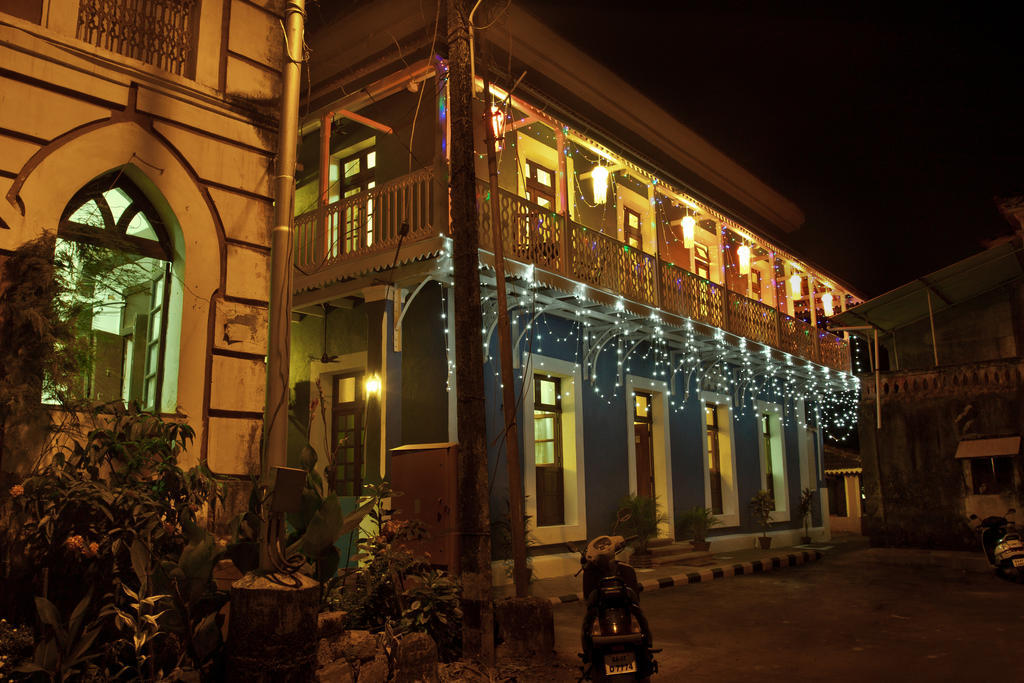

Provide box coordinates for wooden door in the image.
[634,422,654,499]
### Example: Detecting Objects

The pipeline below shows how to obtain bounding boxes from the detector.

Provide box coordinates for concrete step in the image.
[646,542,716,566]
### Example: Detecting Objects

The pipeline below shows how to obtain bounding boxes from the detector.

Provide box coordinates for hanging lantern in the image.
[591,164,609,205]
[737,244,751,275]
[822,292,834,317]
[681,214,695,249]
[789,273,802,298]
[489,104,505,151]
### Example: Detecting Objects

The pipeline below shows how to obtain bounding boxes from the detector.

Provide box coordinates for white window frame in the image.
[624,375,674,539]
[522,353,587,545]
[700,391,739,527]
[755,400,790,522]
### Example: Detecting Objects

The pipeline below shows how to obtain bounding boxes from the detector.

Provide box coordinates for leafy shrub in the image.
[3,405,227,679]
[0,618,34,678]
[326,483,463,661]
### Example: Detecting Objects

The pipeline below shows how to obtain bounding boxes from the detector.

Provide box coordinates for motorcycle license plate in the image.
[1012,557,1024,568]
[605,652,637,676]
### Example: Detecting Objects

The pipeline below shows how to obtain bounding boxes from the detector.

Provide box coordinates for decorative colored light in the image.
[490,104,505,151]
[790,273,802,298]
[737,244,751,275]
[591,164,609,205]
[822,292,834,317]
[682,215,695,249]
[364,374,382,396]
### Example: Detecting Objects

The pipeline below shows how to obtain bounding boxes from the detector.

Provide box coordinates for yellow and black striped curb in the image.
[548,550,824,606]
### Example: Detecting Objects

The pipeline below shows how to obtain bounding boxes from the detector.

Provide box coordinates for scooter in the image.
[970,508,1024,582]
[569,513,658,682]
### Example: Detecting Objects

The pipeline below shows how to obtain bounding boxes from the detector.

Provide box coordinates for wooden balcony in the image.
[293,170,850,373]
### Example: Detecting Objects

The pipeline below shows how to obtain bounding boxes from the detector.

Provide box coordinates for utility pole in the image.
[447,0,494,663]
[481,55,529,597]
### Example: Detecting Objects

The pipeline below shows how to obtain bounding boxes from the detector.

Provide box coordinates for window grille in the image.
[76,0,199,77]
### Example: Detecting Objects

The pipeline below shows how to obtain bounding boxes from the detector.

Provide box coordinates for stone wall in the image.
[859,358,1024,548]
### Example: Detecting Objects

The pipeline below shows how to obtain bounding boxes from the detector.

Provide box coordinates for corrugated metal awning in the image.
[954,436,1021,459]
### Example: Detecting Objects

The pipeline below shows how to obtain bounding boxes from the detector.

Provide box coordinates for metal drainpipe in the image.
[261,0,306,573]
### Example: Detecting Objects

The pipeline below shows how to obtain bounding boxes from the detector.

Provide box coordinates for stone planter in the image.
[630,551,654,568]
[758,536,772,550]
[690,540,711,552]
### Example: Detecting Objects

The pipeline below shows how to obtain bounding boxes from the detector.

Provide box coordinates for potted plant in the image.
[675,506,721,552]
[618,494,667,568]
[749,490,775,549]
[798,487,816,544]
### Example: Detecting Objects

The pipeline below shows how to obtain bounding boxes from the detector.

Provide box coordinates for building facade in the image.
[838,230,1024,549]
[287,1,861,580]
[0,0,284,520]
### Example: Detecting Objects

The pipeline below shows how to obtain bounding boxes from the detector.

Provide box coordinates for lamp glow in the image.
[364,374,381,396]
[489,105,505,151]
[822,292,834,317]
[682,215,695,249]
[790,273,802,298]
[591,164,609,205]
[737,244,751,275]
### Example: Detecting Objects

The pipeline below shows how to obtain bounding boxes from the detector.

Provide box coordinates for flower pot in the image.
[690,540,711,552]
[801,536,812,545]
[630,552,654,568]
[757,536,772,550]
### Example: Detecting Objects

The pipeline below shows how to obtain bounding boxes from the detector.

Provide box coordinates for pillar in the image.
[363,285,403,483]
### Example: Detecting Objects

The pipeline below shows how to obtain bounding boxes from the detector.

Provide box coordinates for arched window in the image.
[54,172,178,412]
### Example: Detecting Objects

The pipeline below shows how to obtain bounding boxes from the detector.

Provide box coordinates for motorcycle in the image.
[569,513,658,682]
[970,508,1024,582]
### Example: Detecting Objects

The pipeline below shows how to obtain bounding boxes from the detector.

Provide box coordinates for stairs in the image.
[645,538,716,567]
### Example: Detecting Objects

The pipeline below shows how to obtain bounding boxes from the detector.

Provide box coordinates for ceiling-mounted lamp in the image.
[789,273,803,298]
[681,214,695,249]
[737,244,751,276]
[591,163,609,205]
[822,292,835,317]
[489,104,505,151]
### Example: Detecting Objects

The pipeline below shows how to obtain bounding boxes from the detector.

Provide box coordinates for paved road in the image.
[552,544,1024,681]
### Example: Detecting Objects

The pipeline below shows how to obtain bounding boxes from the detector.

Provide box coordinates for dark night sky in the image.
[517,1,1024,297]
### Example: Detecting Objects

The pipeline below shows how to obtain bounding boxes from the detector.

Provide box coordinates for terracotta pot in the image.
[690,540,711,552]
[757,536,772,550]
[801,536,812,545]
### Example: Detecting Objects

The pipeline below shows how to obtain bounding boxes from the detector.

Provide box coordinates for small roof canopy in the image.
[954,436,1021,459]
[832,237,1024,333]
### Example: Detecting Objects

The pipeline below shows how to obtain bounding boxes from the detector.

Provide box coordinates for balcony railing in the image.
[76,0,200,77]
[293,172,850,372]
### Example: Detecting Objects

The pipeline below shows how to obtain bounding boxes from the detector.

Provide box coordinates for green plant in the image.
[0,618,34,678]
[675,506,721,544]
[749,490,775,537]
[0,233,91,467]
[15,591,111,681]
[399,570,463,662]
[798,488,816,539]
[325,482,463,660]
[112,581,170,681]
[617,494,668,554]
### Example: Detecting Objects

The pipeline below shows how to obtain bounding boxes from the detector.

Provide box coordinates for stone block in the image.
[214,299,268,355]
[357,654,389,683]
[340,630,378,661]
[207,416,261,476]
[209,355,266,413]
[393,632,439,683]
[316,659,355,683]
[208,186,273,248]
[494,596,555,659]
[229,0,284,70]
[225,244,270,302]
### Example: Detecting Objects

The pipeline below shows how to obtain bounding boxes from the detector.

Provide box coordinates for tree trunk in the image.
[447,0,494,664]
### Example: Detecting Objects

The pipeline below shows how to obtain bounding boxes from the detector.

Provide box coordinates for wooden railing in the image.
[293,173,850,372]
[294,167,435,272]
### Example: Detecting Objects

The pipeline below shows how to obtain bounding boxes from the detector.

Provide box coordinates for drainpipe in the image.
[261,0,306,573]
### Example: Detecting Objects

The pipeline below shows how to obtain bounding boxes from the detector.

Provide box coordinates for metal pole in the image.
[261,0,305,573]
[874,327,881,430]
[926,290,939,367]
[481,60,529,598]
